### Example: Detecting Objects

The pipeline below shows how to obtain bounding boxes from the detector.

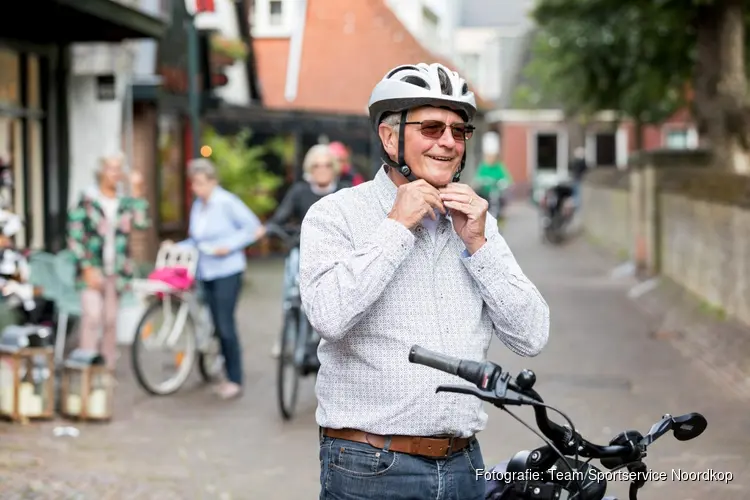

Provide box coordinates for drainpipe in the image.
[284,0,308,102]
[123,74,134,194]
[187,13,201,158]
[236,0,262,103]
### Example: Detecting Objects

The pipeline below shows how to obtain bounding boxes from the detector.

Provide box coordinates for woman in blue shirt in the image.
[166,158,261,400]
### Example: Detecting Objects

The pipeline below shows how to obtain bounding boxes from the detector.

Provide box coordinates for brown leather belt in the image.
[321,427,473,458]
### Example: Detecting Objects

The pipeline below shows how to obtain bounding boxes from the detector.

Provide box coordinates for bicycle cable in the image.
[530,401,581,472]
[502,407,586,497]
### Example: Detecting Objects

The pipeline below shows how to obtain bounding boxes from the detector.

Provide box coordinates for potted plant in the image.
[201,126,284,257]
[210,34,248,66]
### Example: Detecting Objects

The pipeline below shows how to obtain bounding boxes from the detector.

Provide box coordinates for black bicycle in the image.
[266,223,320,421]
[408,345,708,500]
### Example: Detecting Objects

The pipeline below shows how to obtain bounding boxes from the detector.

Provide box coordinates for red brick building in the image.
[253,0,490,114]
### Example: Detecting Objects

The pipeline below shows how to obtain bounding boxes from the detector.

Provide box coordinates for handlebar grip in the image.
[409,345,460,376]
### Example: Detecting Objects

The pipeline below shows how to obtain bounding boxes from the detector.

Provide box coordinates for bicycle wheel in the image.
[277,307,300,420]
[131,298,197,396]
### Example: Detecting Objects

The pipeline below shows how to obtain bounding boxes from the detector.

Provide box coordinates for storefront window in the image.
[0,49,45,249]
[0,117,25,246]
[0,49,19,106]
[29,120,43,249]
[27,55,40,110]
[158,115,185,229]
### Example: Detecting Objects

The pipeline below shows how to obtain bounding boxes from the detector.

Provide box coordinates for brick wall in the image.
[581,152,750,329]
[581,169,631,258]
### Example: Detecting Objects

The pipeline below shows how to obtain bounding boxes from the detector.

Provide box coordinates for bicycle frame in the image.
[282,246,312,367]
[148,292,210,349]
[131,245,213,352]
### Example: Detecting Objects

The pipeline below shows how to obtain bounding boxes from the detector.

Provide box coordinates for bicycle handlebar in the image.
[408,345,707,467]
[264,223,301,248]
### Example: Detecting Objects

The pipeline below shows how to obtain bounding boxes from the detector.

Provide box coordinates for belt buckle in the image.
[445,435,456,457]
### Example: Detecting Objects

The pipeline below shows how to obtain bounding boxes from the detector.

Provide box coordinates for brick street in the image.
[0,203,747,500]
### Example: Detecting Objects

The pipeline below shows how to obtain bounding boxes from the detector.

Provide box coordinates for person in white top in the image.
[300,63,549,500]
[67,151,149,371]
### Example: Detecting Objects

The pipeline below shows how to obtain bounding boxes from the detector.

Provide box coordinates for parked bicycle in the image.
[130,246,223,395]
[540,181,576,245]
[265,223,320,421]
[408,345,708,500]
[489,178,511,229]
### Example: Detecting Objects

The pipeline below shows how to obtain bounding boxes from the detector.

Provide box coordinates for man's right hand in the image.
[387,180,446,230]
[82,267,103,291]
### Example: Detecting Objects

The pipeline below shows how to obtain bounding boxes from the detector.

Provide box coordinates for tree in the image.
[201,126,284,217]
[526,0,693,149]
[530,0,750,172]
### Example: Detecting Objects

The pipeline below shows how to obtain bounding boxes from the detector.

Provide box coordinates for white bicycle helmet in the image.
[368,63,477,182]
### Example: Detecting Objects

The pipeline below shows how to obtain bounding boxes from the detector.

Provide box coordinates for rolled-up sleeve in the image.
[460,217,550,356]
[299,198,415,342]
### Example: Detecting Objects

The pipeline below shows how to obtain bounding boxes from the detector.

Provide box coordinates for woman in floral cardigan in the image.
[66,152,150,370]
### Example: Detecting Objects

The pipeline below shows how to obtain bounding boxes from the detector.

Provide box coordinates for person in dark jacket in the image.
[257,144,350,358]
[257,143,349,238]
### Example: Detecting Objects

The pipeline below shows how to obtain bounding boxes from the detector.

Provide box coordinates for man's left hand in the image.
[213,247,230,256]
[439,183,488,255]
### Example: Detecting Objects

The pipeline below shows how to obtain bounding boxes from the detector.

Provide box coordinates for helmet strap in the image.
[396,111,418,182]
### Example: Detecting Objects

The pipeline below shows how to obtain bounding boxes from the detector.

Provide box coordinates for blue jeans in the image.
[319,434,486,500]
[201,272,244,385]
[572,181,582,208]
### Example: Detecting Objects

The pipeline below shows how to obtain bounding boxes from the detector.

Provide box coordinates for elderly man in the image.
[299,63,550,499]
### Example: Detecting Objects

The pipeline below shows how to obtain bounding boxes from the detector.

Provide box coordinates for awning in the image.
[4,0,169,44]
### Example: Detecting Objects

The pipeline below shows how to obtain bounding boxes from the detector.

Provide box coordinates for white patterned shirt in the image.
[299,167,550,438]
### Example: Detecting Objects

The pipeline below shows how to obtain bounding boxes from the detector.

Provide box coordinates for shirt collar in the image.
[200,185,224,207]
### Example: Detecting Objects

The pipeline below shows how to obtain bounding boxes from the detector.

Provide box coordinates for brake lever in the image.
[436,384,498,404]
[436,384,538,407]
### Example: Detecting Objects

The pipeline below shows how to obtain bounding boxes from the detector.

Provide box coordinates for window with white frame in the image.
[252,0,293,37]
[665,129,688,149]
[269,0,283,26]
[461,53,480,88]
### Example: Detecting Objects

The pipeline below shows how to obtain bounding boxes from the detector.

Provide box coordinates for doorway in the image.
[595,132,616,167]
[535,133,558,172]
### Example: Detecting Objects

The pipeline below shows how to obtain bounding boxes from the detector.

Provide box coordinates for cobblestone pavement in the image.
[0,203,747,499]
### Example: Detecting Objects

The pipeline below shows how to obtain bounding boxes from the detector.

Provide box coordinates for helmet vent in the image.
[401,75,430,89]
[437,67,453,95]
[461,82,469,95]
[386,65,419,78]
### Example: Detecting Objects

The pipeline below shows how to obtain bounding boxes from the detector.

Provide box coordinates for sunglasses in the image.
[404,120,475,141]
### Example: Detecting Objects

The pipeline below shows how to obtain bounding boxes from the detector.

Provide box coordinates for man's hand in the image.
[255,226,267,240]
[439,183,488,254]
[82,267,104,291]
[388,180,446,230]
[213,247,230,256]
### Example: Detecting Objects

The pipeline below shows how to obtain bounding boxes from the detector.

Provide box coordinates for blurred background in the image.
[0,0,749,498]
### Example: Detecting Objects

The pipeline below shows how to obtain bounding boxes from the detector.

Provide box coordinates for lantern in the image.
[0,325,54,421]
[60,349,113,421]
